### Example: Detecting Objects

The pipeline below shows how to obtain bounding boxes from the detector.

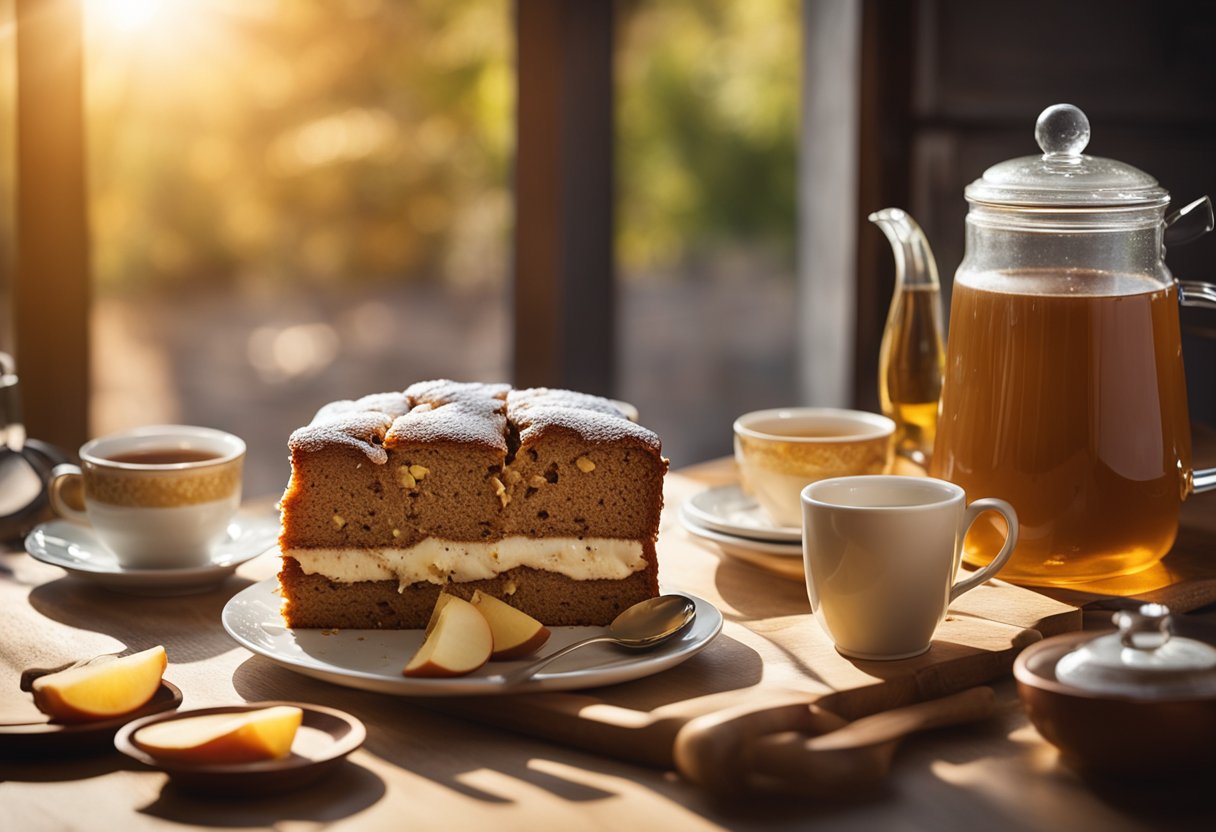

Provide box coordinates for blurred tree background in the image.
[618,0,797,277]
[84,0,797,294]
[86,0,514,293]
[0,0,799,491]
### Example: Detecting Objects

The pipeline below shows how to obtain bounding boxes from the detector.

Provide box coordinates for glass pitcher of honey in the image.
[924,104,1216,586]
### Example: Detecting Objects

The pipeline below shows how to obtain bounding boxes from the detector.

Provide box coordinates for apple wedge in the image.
[470,590,551,660]
[32,645,167,723]
[424,591,460,637]
[134,705,303,764]
[403,595,492,678]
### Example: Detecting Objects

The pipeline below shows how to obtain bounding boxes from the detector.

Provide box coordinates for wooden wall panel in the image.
[514,0,615,396]
[14,0,90,451]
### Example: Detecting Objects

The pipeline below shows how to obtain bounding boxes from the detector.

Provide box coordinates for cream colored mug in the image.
[48,425,245,568]
[801,475,1018,660]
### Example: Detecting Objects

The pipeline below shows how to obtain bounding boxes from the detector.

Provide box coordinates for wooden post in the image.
[798,0,862,407]
[513,0,614,396]
[14,0,90,451]
[854,0,913,412]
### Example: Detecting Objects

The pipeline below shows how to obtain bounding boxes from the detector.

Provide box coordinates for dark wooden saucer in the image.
[113,701,366,795]
[0,679,183,756]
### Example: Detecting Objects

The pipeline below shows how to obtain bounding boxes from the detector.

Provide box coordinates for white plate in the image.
[682,485,801,542]
[222,578,723,696]
[680,508,804,558]
[24,508,278,595]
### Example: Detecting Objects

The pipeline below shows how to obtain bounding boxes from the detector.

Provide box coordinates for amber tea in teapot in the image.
[932,269,1192,583]
[879,103,1216,586]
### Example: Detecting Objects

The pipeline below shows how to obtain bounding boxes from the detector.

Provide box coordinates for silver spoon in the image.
[502,594,697,686]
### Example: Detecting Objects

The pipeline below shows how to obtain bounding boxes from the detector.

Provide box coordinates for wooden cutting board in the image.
[429,465,1081,768]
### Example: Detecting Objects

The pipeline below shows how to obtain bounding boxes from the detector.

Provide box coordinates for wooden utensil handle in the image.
[801,685,996,753]
[674,686,996,797]
[672,698,846,794]
[424,687,833,768]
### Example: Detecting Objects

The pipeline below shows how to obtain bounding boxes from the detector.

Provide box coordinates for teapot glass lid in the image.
[965,104,1169,208]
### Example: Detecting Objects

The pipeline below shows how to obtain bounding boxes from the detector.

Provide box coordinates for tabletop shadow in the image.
[229,655,629,805]
[0,751,139,783]
[571,631,764,712]
[137,758,385,827]
[27,576,254,663]
[1075,765,1216,821]
[711,556,809,620]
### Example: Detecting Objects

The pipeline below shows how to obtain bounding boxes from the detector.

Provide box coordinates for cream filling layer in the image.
[285,536,646,590]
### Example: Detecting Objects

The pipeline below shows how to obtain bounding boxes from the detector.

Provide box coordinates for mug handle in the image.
[48,463,90,525]
[948,498,1019,602]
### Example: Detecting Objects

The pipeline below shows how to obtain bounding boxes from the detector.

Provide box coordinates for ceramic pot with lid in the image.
[1014,604,1216,774]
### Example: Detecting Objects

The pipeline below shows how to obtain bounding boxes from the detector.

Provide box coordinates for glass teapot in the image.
[880,104,1216,586]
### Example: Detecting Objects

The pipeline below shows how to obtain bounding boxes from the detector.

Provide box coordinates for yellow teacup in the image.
[733,408,895,527]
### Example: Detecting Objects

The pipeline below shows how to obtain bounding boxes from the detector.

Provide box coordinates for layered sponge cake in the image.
[278,380,667,628]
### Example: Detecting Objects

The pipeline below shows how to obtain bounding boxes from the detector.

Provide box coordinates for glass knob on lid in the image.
[1055,604,1216,699]
[965,103,1169,209]
[1035,103,1090,160]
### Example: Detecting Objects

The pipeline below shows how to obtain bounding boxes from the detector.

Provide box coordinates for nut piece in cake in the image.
[134,705,303,764]
[471,590,551,660]
[403,595,493,678]
[31,645,167,723]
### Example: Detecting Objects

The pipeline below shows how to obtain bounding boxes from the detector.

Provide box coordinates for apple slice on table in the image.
[470,590,551,660]
[135,705,303,764]
[403,595,493,678]
[32,645,167,723]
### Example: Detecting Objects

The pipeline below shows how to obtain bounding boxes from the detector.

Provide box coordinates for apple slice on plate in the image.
[134,705,303,764]
[470,590,551,660]
[403,595,493,678]
[424,591,460,636]
[31,645,167,723]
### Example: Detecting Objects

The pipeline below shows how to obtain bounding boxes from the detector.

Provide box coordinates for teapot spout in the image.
[868,208,940,290]
[869,208,945,470]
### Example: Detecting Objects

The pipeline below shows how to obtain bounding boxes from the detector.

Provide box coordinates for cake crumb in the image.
[576,455,596,473]
[321,628,341,636]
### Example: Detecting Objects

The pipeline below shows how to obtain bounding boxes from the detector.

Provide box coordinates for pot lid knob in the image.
[1055,604,1216,699]
[1115,602,1171,650]
[1035,103,1090,160]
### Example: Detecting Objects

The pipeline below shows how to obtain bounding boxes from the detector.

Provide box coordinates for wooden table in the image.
[2,457,1214,832]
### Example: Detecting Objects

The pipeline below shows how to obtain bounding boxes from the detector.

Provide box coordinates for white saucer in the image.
[222,578,723,696]
[682,485,801,543]
[679,506,803,558]
[24,507,279,595]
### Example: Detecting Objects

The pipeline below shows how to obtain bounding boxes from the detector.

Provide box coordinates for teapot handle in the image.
[1177,282,1216,493]
[1165,196,1214,248]
[1178,280,1216,311]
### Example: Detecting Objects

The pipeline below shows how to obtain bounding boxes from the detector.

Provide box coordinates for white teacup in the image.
[801,475,1018,660]
[734,408,895,527]
[48,425,246,569]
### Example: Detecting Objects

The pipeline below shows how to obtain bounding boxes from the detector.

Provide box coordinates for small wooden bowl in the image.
[1014,632,1216,775]
[1,673,182,757]
[114,701,366,795]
